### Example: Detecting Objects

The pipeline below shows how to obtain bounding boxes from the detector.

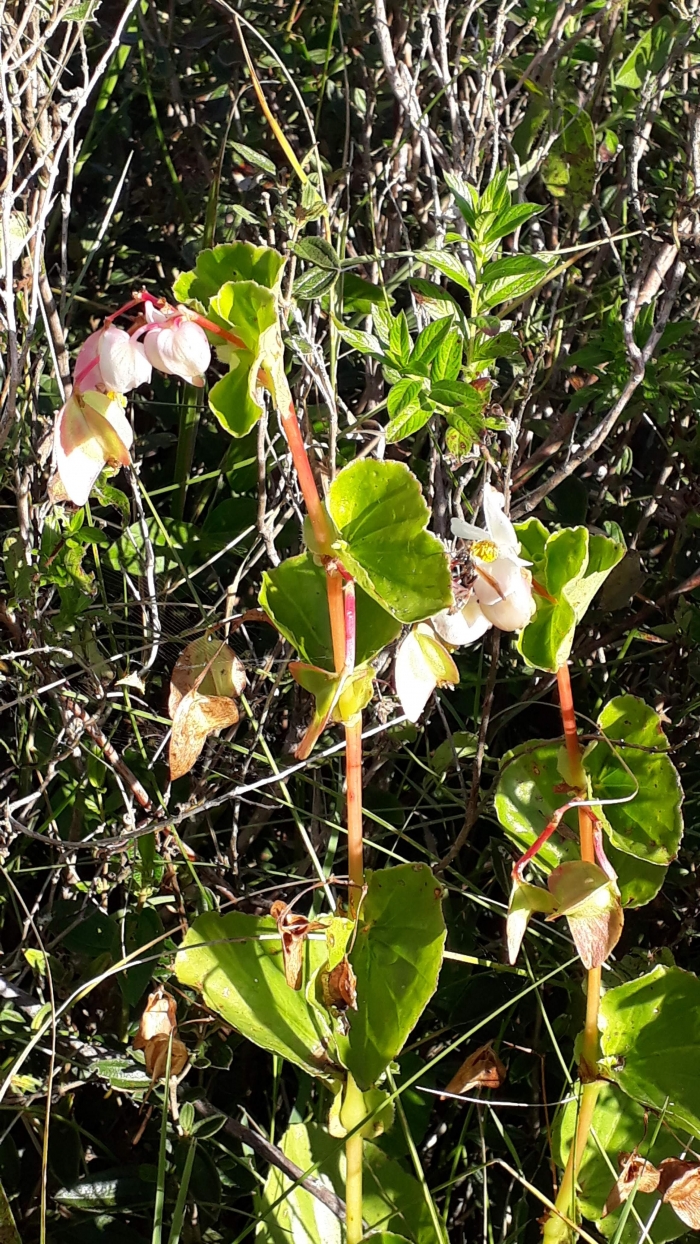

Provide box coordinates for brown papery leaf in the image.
[144,1032,189,1081]
[169,636,246,717]
[321,957,358,1012]
[270,901,324,991]
[602,1152,660,1217]
[443,1042,507,1096]
[169,689,240,781]
[134,987,178,1050]
[659,1158,700,1230]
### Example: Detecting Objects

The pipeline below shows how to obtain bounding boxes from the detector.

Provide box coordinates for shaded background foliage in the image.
[3,0,700,1240]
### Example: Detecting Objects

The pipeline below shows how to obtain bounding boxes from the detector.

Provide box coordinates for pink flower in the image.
[53,390,133,507]
[142,305,211,386]
[72,324,151,395]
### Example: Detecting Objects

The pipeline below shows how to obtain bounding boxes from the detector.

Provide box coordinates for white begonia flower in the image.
[142,305,211,387]
[98,324,152,393]
[435,484,535,644]
[395,623,459,723]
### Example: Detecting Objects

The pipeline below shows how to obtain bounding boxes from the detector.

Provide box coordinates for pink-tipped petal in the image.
[144,320,211,384]
[99,325,152,393]
[73,328,105,392]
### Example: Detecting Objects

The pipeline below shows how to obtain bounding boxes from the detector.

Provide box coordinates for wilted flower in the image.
[142,304,211,386]
[432,485,535,646]
[53,390,133,507]
[546,859,624,969]
[395,622,459,722]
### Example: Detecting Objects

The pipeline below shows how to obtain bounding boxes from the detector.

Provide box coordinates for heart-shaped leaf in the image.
[327,460,452,624]
[173,241,285,306]
[337,863,446,1090]
[259,552,401,671]
[175,911,341,1082]
[598,966,700,1140]
[586,695,683,866]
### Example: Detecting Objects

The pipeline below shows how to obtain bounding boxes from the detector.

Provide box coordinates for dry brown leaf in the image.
[270,900,324,991]
[144,1032,189,1080]
[659,1158,700,1230]
[168,635,246,716]
[443,1042,507,1096]
[321,957,358,1012]
[133,987,178,1050]
[169,689,240,781]
[602,1152,660,1217]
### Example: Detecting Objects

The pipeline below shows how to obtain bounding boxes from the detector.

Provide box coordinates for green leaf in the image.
[479,254,551,310]
[107,517,200,574]
[444,171,478,229]
[259,551,401,670]
[388,378,425,419]
[294,266,339,299]
[431,329,463,382]
[494,740,666,908]
[229,140,277,176]
[385,400,433,444]
[175,910,341,1081]
[327,460,452,624]
[411,315,455,367]
[388,311,412,365]
[430,379,486,413]
[210,279,277,353]
[0,1175,21,1244]
[338,864,446,1090]
[585,695,683,866]
[255,1122,447,1244]
[336,325,384,357]
[598,965,700,1139]
[479,169,510,216]
[291,662,375,726]
[471,330,521,362]
[416,250,473,292]
[542,111,596,211]
[338,272,391,313]
[516,525,625,672]
[208,350,264,436]
[615,17,677,90]
[554,1083,688,1244]
[291,236,340,271]
[173,241,285,305]
[481,202,541,246]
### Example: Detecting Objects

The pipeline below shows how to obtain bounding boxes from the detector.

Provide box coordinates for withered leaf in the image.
[602,1152,660,1217]
[321,956,358,1012]
[443,1042,507,1096]
[169,689,240,781]
[134,987,178,1050]
[659,1158,700,1230]
[144,1032,189,1081]
[169,636,247,716]
[270,900,324,991]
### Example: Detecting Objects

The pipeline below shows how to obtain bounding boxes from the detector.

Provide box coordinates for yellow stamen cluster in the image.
[470,539,498,563]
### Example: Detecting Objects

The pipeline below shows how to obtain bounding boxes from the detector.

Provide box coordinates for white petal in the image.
[99,325,152,392]
[144,320,210,385]
[474,557,520,608]
[451,517,488,542]
[478,566,535,632]
[73,328,104,392]
[54,397,105,507]
[144,302,168,323]
[432,599,492,647]
[483,484,519,553]
[395,630,437,723]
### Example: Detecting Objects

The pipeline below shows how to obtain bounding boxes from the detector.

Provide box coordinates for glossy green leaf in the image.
[542,111,596,211]
[416,250,473,292]
[615,17,677,90]
[482,202,541,246]
[175,910,341,1081]
[327,460,452,624]
[291,662,375,725]
[554,1083,688,1244]
[294,266,339,299]
[494,740,666,908]
[259,551,401,671]
[385,399,433,444]
[411,315,455,367]
[208,350,263,436]
[338,272,390,313]
[516,525,625,672]
[387,378,425,419]
[210,279,277,353]
[338,863,446,1089]
[479,254,551,309]
[598,966,700,1139]
[431,329,463,382]
[173,241,285,306]
[586,695,683,866]
[430,379,486,413]
[291,236,340,271]
[388,311,411,365]
[255,1122,447,1244]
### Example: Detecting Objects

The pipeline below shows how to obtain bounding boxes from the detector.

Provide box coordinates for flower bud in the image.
[474,558,535,632]
[99,324,152,393]
[144,317,211,386]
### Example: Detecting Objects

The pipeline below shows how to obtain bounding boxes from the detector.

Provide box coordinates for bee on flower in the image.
[394,485,535,723]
